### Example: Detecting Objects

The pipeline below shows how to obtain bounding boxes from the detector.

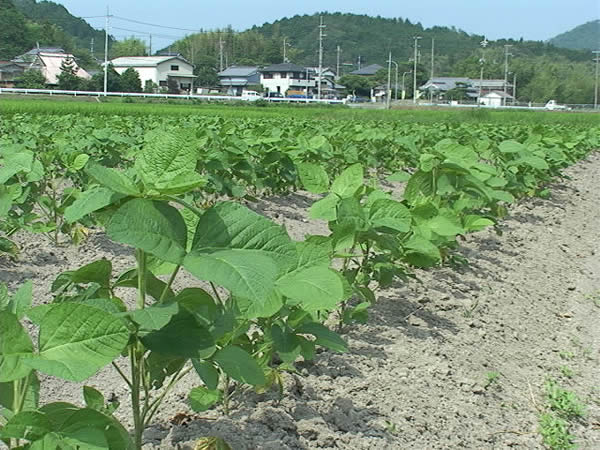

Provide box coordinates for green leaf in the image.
[0,311,34,382]
[297,163,329,194]
[308,193,339,221]
[0,151,34,184]
[9,281,32,319]
[464,215,495,232]
[498,140,525,153]
[26,304,129,382]
[136,129,199,189]
[331,164,363,198]
[71,154,90,171]
[146,352,186,389]
[0,185,11,217]
[141,310,215,359]
[127,302,179,331]
[64,187,124,223]
[188,386,222,412]
[403,235,441,268]
[86,162,140,196]
[184,249,278,302]
[83,386,105,411]
[0,236,19,258]
[235,291,283,319]
[63,259,112,288]
[271,324,301,363]
[386,171,411,182]
[153,172,206,195]
[369,199,411,232]
[176,288,217,326]
[192,360,219,390]
[426,214,464,237]
[191,202,297,271]
[0,372,40,412]
[0,410,51,441]
[297,322,348,353]
[107,199,187,265]
[212,346,266,386]
[277,266,344,311]
[403,171,434,204]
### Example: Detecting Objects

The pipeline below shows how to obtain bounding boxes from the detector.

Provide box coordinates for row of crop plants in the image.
[0,113,598,448]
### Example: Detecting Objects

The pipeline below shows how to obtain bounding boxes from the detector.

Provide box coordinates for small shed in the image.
[480,90,514,107]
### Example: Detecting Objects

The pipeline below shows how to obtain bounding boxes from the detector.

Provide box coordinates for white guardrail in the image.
[0,87,346,105]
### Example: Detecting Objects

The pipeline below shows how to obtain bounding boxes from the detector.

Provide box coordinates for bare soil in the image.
[1,153,599,449]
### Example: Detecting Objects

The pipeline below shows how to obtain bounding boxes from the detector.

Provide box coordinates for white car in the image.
[545,100,571,111]
[241,90,261,101]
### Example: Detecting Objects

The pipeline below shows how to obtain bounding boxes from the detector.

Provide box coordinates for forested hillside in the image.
[549,20,600,51]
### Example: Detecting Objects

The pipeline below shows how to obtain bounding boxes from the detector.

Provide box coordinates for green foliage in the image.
[120,67,143,93]
[112,37,148,58]
[15,70,46,89]
[549,20,600,51]
[0,0,32,59]
[56,57,81,90]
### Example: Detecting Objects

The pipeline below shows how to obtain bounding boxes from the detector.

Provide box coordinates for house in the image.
[305,67,343,98]
[109,55,195,92]
[0,61,25,87]
[349,64,384,76]
[12,47,90,85]
[260,63,314,96]
[480,91,514,107]
[420,77,478,100]
[218,66,260,96]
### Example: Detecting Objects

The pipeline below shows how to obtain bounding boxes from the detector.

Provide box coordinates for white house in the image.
[218,66,260,95]
[480,90,514,107]
[109,55,195,92]
[260,63,314,95]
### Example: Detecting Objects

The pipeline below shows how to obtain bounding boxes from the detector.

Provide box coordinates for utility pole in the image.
[283,37,290,63]
[336,45,341,79]
[593,50,600,110]
[386,51,392,109]
[219,36,224,72]
[430,37,435,79]
[103,6,110,96]
[513,72,517,104]
[413,36,421,104]
[90,38,94,58]
[149,34,152,56]
[357,55,361,69]
[402,71,412,100]
[317,16,326,100]
[503,44,513,106]
[477,37,488,106]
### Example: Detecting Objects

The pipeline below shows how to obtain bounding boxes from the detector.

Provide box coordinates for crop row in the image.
[0,113,598,449]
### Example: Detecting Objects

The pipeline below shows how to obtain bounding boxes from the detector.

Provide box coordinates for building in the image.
[471,79,512,96]
[0,61,25,87]
[349,64,384,76]
[260,63,314,96]
[12,47,90,85]
[109,55,195,92]
[480,91,514,107]
[419,77,478,101]
[218,66,260,95]
[305,67,344,98]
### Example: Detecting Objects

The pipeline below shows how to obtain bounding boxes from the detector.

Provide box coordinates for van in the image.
[241,90,261,101]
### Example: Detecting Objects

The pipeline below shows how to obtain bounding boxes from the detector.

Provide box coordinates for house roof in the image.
[218,66,258,77]
[471,79,509,87]
[13,47,65,64]
[110,56,191,68]
[37,53,91,84]
[420,77,472,91]
[349,64,384,76]
[261,63,306,73]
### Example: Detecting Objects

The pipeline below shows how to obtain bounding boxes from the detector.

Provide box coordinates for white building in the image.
[13,47,90,85]
[260,63,314,96]
[480,90,514,107]
[109,55,195,92]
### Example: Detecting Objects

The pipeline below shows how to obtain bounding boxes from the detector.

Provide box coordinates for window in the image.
[170,65,179,71]
[263,73,273,79]
[279,72,287,78]
[159,80,167,87]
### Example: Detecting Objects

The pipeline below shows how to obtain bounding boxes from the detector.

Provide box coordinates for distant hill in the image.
[549,20,600,50]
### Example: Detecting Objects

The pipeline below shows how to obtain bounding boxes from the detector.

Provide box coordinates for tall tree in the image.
[56,57,81,90]
[120,67,142,92]
[112,38,148,58]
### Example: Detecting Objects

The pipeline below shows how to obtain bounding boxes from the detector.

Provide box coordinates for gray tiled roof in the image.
[218,66,258,77]
[349,64,384,75]
[261,63,306,72]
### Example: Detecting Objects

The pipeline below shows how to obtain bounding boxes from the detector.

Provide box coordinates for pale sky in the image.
[56,0,599,50]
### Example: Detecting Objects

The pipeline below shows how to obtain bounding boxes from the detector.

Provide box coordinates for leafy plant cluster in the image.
[0,112,598,448]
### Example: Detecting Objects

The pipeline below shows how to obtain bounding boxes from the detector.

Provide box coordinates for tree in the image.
[0,0,33,59]
[16,70,46,88]
[120,67,142,92]
[143,80,158,93]
[56,57,81,90]
[338,75,376,96]
[84,65,122,92]
[166,76,179,94]
[112,37,147,57]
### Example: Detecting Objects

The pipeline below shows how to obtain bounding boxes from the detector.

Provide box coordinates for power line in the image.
[112,15,201,33]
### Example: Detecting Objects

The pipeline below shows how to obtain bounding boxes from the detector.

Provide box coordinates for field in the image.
[1,99,599,449]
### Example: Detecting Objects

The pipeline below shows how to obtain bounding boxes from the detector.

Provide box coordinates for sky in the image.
[55,0,599,51]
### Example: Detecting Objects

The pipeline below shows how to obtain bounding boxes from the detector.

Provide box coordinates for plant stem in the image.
[166,195,204,217]
[158,265,180,303]
[136,249,147,310]
[129,344,144,450]
[143,366,192,427]
[210,282,222,303]
[112,362,133,389]
[223,375,231,416]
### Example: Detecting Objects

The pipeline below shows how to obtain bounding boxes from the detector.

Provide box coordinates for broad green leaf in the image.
[331,163,363,198]
[235,291,283,319]
[0,185,11,217]
[191,202,297,271]
[386,171,411,182]
[403,171,434,204]
[9,281,32,319]
[0,237,19,258]
[62,259,112,288]
[107,199,187,264]
[297,163,329,194]
[0,410,51,441]
[212,346,266,386]
[188,386,222,412]
[192,359,220,390]
[86,162,140,196]
[369,199,411,233]
[184,249,278,302]
[136,129,199,188]
[83,386,105,411]
[26,304,129,382]
[0,310,34,382]
[271,324,301,363]
[426,214,464,237]
[146,352,186,389]
[297,322,348,353]
[64,187,124,223]
[308,193,339,221]
[141,310,215,359]
[419,153,437,172]
[498,140,525,153]
[403,235,441,267]
[277,266,344,311]
[0,151,34,184]
[153,172,206,195]
[464,215,495,232]
[71,154,90,171]
[293,240,332,270]
[176,288,217,326]
[127,302,179,331]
